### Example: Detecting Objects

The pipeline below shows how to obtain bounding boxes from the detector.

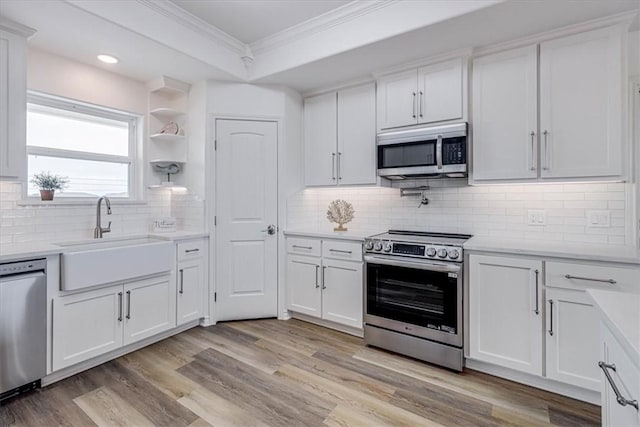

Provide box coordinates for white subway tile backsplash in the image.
[287,181,632,246]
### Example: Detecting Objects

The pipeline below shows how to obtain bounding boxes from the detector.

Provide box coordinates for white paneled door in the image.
[216,119,278,321]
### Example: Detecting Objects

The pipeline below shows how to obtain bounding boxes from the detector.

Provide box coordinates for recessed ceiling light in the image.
[97,54,119,64]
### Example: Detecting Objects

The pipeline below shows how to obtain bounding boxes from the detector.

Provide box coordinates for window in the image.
[26,93,139,199]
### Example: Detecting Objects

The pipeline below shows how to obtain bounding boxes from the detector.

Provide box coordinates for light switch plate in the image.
[587,210,610,228]
[527,210,546,226]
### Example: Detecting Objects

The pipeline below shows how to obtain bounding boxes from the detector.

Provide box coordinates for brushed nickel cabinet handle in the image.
[530,131,536,171]
[548,299,553,336]
[322,265,327,290]
[534,269,540,315]
[412,92,416,119]
[329,249,352,254]
[179,269,184,294]
[118,292,123,322]
[419,91,423,118]
[338,152,342,181]
[332,153,336,180]
[292,245,313,250]
[315,265,320,289]
[185,248,200,253]
[542,130,549,170]
[598,362,639,410]
[565,274,616,285]
[126,290,131,320]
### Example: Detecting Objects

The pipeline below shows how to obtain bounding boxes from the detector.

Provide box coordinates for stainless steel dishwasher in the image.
[0,259,47,401]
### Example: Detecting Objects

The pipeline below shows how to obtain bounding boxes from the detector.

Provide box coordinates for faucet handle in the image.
[105,221,112,232]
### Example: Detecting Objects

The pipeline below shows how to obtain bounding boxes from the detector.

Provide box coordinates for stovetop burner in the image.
[364,230,472,262]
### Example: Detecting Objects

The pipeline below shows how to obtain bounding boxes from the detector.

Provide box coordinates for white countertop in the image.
[587,289,640,368]
[284,228,384,241]
[0,230,209,263]
[464,236,640,265]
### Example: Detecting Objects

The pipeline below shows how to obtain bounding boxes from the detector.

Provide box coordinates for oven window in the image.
[378,140,436,169]
[367,263,458,332]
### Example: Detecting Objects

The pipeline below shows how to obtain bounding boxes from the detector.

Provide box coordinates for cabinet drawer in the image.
[546,261,639,294]
[177,239,206,262]
[322,240,362,262]
[287,237,321,257]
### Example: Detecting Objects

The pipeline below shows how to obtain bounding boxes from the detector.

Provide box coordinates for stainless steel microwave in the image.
[377,123,467,180]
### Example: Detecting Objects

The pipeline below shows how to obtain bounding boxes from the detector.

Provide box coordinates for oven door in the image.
[364,255,462,347]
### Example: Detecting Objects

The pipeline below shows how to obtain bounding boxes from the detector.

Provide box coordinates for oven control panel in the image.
[364,239,463,262]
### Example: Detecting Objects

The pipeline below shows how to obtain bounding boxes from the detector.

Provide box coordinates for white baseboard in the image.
[290,312,364,338]
[465,358,601,405]
[43,320,200,387]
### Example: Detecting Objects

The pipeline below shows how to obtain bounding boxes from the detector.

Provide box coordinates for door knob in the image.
[262,224,276,235]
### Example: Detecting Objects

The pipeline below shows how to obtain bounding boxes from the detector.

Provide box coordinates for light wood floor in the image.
[0,319,599,426]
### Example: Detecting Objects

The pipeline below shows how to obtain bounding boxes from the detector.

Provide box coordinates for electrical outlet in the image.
[587,210,610,228]
[527,210,546,226]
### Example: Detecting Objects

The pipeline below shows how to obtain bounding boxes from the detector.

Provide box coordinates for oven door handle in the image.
[364,255,461,274]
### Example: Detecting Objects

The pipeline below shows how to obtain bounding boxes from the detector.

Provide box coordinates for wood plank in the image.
[178,386,270,427]
[74,386,154,427]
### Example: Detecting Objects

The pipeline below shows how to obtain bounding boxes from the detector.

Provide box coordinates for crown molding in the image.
[135,0,246,55]
[0,16,36,38]
[249,0,399,55]
[371,46,473,79]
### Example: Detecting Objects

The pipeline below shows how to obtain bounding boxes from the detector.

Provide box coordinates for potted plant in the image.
[30,172,68,201]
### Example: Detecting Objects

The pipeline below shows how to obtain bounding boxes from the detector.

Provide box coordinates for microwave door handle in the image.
[436,134,443,170]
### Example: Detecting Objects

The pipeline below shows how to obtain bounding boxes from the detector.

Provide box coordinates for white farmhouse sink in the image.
[57,237,174,291]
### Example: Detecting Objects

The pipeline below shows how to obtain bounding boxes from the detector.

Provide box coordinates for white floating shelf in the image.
[149,108,186,120]
[150,133,186,143]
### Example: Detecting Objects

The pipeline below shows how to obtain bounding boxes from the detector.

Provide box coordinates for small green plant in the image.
[30,171,69,191]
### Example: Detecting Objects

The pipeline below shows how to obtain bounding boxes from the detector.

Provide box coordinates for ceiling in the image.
[1,0,638,92]
[169,0,351,44]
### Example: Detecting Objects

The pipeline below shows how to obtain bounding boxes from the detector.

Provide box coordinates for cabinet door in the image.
[52,285,123,371]
[539,26,624,179]
[469,254,543,375]
[472,46,538,181]
[304,92,337,186]
[177,259,204,325]
[337,83,376,186]
[545,288,600,391]
[123,274,175,346]
[602,325,640,427]
[376,69,418,130]
[0,29,27,180]
[287,254,321,318]
[321,259,363,329]
[418,58,463,124]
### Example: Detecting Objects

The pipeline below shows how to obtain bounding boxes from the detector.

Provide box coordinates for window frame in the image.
[25,92,140,200]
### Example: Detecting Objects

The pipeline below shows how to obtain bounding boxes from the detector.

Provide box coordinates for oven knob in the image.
[426,248,436,257]
[383,242,392,252]
[374,241,383,251]
[364,240,374,251]
[437,249,448,258]
[448,249,460,260]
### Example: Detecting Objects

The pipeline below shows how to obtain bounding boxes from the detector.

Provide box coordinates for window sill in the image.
[17,199,148,207]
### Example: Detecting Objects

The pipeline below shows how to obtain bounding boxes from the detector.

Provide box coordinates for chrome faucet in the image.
[93,196,112,239]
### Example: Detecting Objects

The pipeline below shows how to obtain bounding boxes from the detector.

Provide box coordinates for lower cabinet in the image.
[286,236,363,330]
[176,237,207,325]
[52,273,175,371]
[468,254,543,376]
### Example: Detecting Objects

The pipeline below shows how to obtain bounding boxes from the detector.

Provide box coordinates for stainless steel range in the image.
[363,230,471,371]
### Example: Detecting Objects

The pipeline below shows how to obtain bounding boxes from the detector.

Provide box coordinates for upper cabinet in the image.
[377,57,466,131]
[304,83,376,187]
[472,24,626,183]
[0,19,35,180]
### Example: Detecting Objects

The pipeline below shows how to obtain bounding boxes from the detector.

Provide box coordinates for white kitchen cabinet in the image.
[539,26,623,180]
[471,45,538,181]
[377,57,465,131]
[123,275,175,346]
[601,324,640,427]
[286,236,363,330]
[176,238,207,325]
[545,287,600,391]
[52,273,174,371]
[322,259,363,329]
[0,19,34,180]
[304,83,376,187]
[304,92,336,186]
[52,285,123,371]
[468,254,543,376]
[287,254,321,317]
[471,25,626,183]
